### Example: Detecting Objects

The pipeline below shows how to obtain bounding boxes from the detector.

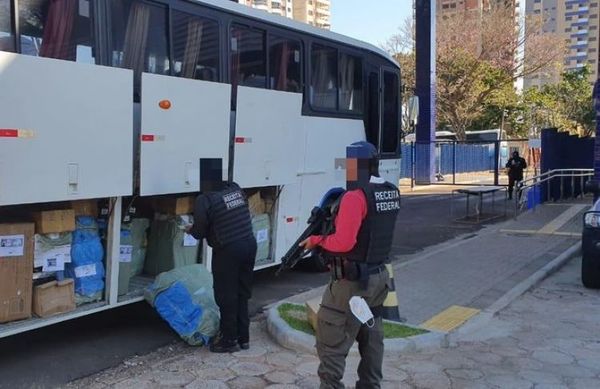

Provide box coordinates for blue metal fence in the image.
[400,142,495,179]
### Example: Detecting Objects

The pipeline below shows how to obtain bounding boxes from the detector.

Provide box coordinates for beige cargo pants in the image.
[316,268,389,389]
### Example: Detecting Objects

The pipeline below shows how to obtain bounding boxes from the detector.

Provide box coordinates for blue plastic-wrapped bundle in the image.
[145,264,220,346]
[65,216,105,305]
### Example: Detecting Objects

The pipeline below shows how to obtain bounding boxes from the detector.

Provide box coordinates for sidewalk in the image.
[65,200,593,388]
[285,198,586,328]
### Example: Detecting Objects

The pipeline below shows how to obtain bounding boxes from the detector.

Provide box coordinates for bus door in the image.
[378,67,402,185]
[365,65,381,152]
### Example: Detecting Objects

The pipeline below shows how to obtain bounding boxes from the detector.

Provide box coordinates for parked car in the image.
[582,195,600,289]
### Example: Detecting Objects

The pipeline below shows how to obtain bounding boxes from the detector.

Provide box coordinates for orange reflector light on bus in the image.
[159,100,171,110]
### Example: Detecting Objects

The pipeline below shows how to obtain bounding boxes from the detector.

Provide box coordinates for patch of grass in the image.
[278,303,315,335]
[277,303,429,339]
[383,321,428,338]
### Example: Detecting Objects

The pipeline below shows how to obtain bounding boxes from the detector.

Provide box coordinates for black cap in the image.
[347,141,378,159]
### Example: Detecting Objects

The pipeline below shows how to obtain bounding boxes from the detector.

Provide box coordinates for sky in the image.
[330,0,413,48]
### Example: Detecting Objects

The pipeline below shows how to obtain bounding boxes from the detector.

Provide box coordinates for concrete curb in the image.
[266,303,448,357]
[267,241,581,354]
[448,241,582,345]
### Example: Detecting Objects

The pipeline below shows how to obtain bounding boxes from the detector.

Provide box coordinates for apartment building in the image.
[235,0,294,19]
[437,0,519,14]
[234,0,331,30]
[524,0,599,87]
[293,0,331,29]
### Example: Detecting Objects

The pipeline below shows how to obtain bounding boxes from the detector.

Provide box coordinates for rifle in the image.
[276,188,344,275]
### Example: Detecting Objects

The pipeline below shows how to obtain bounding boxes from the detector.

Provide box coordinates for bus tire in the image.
[581,253,600,289]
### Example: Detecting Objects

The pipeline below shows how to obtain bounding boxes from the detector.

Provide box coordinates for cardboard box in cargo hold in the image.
[71,200,98,217]
[248,192,266,215]
[0,223,34,323]
[155,197,195,215]
[32,209,76,234]
[33,279,76,318]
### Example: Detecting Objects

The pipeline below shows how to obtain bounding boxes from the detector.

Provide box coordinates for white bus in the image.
[0,0,402,336]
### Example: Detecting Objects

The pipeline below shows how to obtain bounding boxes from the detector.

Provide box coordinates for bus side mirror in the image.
[407,96,419,127]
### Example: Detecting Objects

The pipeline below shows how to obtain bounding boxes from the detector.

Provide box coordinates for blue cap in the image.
[346,141,378,159]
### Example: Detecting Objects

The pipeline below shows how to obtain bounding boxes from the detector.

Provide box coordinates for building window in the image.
[172,11,219,81]
[19,0,95,63]
[230,24,266,89]
[0,0,14,52]
[338,53,363,112]
[269,34,302,93]
[311,43,337,110]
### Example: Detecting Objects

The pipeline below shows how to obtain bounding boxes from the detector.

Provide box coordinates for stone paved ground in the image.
[66,257,600,389]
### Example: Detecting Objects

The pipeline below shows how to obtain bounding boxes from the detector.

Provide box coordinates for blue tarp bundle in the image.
[65,216,105,304]
[145,264,220,346]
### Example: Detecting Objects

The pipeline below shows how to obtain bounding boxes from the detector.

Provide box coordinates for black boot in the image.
[238,338,249,350]
[210,334,240,353]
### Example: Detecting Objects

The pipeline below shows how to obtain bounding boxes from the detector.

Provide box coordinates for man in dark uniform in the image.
[506,150,527,200]
[300,141,400,389]
[188,159,257,353]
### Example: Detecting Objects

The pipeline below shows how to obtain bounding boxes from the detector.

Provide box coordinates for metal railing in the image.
[514,168,594,216]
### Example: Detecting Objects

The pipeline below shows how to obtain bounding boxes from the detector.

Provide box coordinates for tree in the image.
[435,5,565,140]
[521,66,595,137]
[382,6,564,140]
[382,19,416,134]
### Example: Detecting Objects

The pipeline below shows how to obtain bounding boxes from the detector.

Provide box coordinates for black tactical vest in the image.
[344,181,400,264]
[205,183,254,249]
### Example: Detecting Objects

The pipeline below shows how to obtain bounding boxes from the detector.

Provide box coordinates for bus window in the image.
[269,34,301,93]
[18,0,94,63]
[0,0,14,52]
[172,11,219,82]
[230,25,266,89]
[111,0,169,92]
[339,53,363,113]
[382,71,400,154]
[311,43,337,110]
[366,72,380,149]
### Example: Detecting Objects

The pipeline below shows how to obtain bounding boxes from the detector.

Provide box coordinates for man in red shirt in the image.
[300,141,400,389]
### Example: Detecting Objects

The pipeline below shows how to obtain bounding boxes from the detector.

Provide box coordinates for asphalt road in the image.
[0,188,504,388]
